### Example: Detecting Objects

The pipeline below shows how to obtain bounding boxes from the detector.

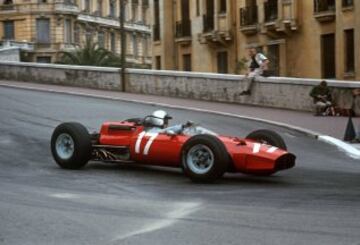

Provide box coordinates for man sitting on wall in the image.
[239,46,270,96]
[310,81,334,116]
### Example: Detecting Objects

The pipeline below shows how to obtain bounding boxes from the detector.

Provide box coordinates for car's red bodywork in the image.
[98,121,295,175]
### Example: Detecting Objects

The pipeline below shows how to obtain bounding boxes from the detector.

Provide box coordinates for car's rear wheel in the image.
[245,129,287,176]
[181,135,229,183]
[51,122,92,169]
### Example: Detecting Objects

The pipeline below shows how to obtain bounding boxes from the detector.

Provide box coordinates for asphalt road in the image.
[0,86,359,245]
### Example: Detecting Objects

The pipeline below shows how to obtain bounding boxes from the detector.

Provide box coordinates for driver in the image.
[145,110,172,131]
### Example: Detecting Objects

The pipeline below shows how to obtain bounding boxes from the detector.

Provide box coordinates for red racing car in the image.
[51,110,295,182]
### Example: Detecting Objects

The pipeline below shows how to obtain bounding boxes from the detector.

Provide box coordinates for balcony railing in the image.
[203,14,214,33]
[264,1,278,22]
[175,19,191,38]
[240,5,258,26]
[0,2,79,13]
[0,40,34,51]
[153,24,160,41]
[314,0,335,13]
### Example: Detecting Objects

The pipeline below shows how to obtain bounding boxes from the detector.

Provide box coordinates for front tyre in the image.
[181,135,229,183]
[246,129,287,150]
[51,122,92,169]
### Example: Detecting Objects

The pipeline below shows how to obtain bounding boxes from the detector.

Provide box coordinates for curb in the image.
[1,82,360,160]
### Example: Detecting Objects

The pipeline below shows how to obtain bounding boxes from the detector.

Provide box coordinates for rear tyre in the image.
[181,135,229,183]
[245,129,287,176]
[51,122,92,169]
[246,129,287,150]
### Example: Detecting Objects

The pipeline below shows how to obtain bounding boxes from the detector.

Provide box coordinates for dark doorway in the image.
[267,44,280,76]
[217,51,228,74]
[183,54,192,71]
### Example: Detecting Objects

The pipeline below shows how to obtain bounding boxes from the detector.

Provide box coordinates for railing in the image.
[203,14,214,33]
[153,24,160,41]
[314,0,335,12]
[175,19,191,38]
[264,1,278,22]
[0,2,79,13]
[240,5,258,26]
[0,40,34,51]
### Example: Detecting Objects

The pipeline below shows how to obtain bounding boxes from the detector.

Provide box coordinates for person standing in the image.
[239,47,269,96]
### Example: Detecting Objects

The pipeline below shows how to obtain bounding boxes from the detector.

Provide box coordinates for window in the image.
[109,0,116,17]
[183,54,192,71]
[36,56,51,63]
[342,0,353,7]
[196,0,200,16]
[321,33,336,78]
[64,19,72,44]
[219,0,226,13]
[3,21,14,40]
[97,0,103,16]
[74,24,80,44]
[217,51,228,74]
[344,29,354,73]
[132,4,138,22]
[143,36,148,57]
[98,32,105,48]
[84,0,90,12]
[153,0,160,41]
[267,44,280,76]
[36,18,50,43]
[110,32,115,52]
[132,34,138,58]
[155,56,161,70]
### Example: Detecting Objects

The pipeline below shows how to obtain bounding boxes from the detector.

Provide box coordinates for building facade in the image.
[0,0,152,67]
[152,0,360,80]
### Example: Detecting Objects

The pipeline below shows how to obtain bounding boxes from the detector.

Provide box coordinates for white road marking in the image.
[135,131,146,154]
[267,146,278,153]
[252,143,261,153]
[318,135,360,159]
[50,193,78,199]
[111,202,201,242]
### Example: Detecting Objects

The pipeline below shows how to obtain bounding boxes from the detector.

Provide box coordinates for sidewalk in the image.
[0,80,358,140]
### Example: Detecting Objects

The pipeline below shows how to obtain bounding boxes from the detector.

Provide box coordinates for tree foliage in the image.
[58,40,122,67]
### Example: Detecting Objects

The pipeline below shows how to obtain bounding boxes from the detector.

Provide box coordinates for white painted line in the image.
[1,82,359,160]
[318,135,360,160]
[111,202,201,242]
[50,193,78,199]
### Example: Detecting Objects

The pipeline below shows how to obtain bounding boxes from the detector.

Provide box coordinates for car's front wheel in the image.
[51,122,92,169]
[181,135,229,183]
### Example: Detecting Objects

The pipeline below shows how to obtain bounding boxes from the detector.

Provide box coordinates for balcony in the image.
[314,0,335,22]
[203,14,214,33]
[0,40,34,51]
[153,25,160,41]
[54,1,80,14]
[175,19,191,44]
[240,5,258,35]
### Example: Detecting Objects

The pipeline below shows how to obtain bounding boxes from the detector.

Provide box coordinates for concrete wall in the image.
[0,61,359,115]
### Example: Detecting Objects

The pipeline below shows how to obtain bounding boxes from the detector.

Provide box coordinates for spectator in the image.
[310,81,333,116]
[239,47,269,96]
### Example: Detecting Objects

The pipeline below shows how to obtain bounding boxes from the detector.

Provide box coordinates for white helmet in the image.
[147,110,170,128]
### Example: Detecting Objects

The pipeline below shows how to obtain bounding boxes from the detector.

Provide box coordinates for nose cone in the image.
[275,153,296,171]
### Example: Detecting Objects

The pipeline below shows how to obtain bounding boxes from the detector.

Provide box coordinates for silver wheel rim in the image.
[55,133,75,160]
[186,144,214,175]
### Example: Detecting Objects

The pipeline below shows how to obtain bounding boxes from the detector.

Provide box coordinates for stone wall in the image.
[0,48,20,62]
[0,61,359,115]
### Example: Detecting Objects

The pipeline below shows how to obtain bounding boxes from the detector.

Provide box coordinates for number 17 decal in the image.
[135,131,159,155]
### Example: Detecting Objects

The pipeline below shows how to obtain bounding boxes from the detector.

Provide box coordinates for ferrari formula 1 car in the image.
[51,110,295,182]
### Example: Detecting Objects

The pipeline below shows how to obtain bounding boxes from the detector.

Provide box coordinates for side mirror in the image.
[165,130,177,137]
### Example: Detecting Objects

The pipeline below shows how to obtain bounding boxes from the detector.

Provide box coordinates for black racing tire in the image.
[181,134,229,183]
[246,129,287,150]
[51,122,92,169]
